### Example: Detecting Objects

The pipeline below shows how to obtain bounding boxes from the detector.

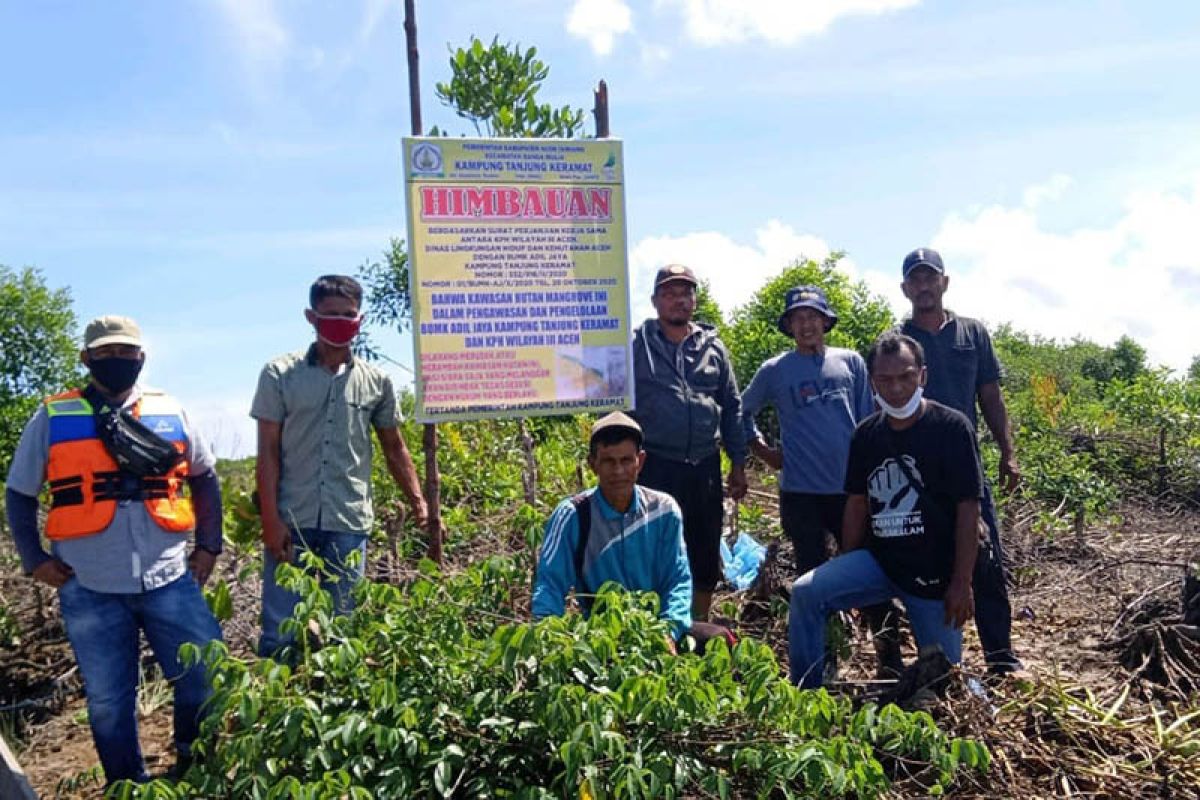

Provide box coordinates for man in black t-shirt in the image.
[899,247,1021,674]
[788,332,981,689]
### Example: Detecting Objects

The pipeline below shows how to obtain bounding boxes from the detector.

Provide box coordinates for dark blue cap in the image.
[778,285,837,334]
[902,247,945,278]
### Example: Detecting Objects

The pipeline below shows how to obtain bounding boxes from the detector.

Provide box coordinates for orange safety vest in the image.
[44,388,194,540]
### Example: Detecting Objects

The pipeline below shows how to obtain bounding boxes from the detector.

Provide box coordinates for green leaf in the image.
[204,578,234,622]
[433,758,454,797]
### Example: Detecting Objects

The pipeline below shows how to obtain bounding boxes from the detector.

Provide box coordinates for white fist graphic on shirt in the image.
[867,456,921,518]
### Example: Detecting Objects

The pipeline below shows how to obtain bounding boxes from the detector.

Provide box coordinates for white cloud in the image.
[626,173,1200,374]
[930,172,1200,373]
[1022,173,1073,208]
[303,46,327,71]
[657,0,920,46]
[629,220,846,322]
[356,0,393,45]
[214,0,289,64]
[567,0,634,56]
[639,41,672,66]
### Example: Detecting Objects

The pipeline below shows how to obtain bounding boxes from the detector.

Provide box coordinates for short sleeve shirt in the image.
[844,402,982,598]
[900,312,1001,430]
[5,385,216,594]
[250,345,400,535]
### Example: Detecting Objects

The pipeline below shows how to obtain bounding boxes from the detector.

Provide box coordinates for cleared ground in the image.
[2,490,1198,799]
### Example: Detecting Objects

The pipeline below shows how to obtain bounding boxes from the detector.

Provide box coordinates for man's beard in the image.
[913,292,940,311]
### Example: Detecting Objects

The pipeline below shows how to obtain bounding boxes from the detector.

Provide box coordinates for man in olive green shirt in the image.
[251,275,429,657]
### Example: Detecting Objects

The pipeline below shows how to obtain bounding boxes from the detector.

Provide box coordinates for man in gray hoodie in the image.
[632,264,748,621]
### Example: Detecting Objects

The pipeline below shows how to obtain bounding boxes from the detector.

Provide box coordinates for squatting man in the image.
[788,333,983,688]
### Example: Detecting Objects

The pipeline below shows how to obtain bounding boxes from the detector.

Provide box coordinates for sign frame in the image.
[402,136,633,423]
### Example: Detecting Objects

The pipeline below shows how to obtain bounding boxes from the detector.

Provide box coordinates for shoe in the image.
[986,657,1025,676]
[873,634,905,681]
[875,660,904,681]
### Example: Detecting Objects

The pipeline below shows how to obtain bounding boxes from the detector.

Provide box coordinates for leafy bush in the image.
[992,325,1110,398]
[113,558,987,799]
[389,413,589,551]
[991,328,1200,528]
[1105,369,1200,494]
[0,265,81,475]
[720,254,894,390]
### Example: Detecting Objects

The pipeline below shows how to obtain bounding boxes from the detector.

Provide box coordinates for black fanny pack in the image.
[83,385,184,478]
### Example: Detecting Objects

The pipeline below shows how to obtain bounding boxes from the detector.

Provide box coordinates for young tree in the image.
[355,238,410,363]
[434,36,585,139]
[692,279,724,328]
[1081,334,1147,389]
[0,266,81,474]
[358,37,585,329]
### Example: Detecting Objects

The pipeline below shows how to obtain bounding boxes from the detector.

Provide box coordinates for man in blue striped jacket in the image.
[532,412,693,642]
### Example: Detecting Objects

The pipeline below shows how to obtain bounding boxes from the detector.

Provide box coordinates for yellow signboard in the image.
[403,137,631,421]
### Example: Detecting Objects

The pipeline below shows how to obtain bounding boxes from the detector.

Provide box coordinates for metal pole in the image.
[404,0,442,564]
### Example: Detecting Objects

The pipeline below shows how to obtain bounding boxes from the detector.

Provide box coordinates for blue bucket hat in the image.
[777,285,837,334]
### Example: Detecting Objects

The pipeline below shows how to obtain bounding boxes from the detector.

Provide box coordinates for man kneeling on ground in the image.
[532,412,733,651]
[788,332,981,688]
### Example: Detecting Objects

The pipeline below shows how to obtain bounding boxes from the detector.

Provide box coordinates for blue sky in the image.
[3,0,1199,456]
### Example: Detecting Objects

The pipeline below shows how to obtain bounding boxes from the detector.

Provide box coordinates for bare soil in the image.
[3,494,1198,798]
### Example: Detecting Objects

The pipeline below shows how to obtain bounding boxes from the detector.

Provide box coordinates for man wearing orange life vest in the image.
[4,315,223,786]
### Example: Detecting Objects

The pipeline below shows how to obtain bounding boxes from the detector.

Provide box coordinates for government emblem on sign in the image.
[411,143,443,176]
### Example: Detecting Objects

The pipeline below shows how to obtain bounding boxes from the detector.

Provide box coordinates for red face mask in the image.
[314,314,362,347]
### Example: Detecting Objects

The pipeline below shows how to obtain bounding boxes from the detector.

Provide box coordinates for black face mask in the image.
[89,357,143,395]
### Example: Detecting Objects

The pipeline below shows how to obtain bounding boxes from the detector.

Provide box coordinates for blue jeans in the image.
[57,573,222,785]
[788,550,962,689]
[259,527,367,658]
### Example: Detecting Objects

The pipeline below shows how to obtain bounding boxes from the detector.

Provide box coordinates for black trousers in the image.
[974,480,1019,669]
[779,492,846,576]
[638,452,723,592]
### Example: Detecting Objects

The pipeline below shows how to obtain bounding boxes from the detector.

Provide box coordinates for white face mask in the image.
[874,386,924,419]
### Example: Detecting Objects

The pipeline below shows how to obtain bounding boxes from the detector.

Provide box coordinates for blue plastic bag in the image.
[720,532,767,591]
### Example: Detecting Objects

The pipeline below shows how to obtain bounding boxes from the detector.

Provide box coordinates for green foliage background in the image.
[0,266,81,475]
[117,561,987,800]
[718,254,895,390]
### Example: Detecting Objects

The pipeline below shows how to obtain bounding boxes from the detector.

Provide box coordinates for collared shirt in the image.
[250,344,400,535]
[900,311,1002,430]
[5,385,216,594]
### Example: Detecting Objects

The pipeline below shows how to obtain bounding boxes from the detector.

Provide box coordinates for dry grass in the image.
[3,490,1199,798]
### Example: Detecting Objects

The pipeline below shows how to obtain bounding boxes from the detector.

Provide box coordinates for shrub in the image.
[720,254,894,391]
[112,558,987,799]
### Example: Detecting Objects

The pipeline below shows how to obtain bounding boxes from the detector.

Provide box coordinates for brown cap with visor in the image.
[83,316,143,349]
[653,263,698,289]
